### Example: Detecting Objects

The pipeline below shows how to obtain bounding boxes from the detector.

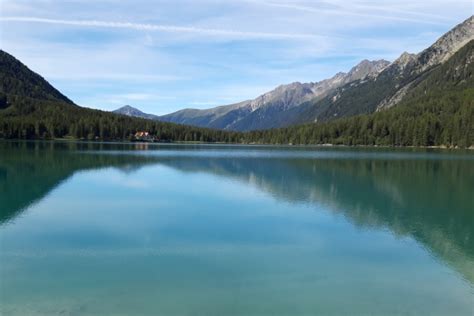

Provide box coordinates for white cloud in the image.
[249,0,461,25]
[0,0,471,114]
[0,16,327,40]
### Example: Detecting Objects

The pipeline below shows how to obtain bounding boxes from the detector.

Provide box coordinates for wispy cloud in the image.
[348,3,453,21]
[254,1,451,25]
[1,0,470,115]
[0,16,326,40]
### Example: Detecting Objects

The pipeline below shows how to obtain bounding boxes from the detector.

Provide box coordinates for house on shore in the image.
[133,131,157,142]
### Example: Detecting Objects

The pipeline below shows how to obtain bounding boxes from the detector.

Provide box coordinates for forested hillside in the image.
[0,50,240,142]
[245,40,474,148]
[290,16,473,125]
[0,40,473,148]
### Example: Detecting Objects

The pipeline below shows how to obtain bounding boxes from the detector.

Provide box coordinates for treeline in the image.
[1,43,473,148]
[0,88,473,147]
[0,96,242,142]
[246,88,474,148]
[246,41,474,148]
[0,49,241,143]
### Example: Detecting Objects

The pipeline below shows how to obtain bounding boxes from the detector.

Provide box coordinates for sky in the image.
[0,0,472,115]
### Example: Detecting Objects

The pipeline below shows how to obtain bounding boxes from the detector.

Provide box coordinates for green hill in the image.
[0,50,239,142]
[0,51,73,106]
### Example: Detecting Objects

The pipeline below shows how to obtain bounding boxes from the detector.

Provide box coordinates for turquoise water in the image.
[1,141,473,315]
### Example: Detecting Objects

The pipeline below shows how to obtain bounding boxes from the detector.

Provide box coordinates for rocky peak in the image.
[392,52,417,70]
[248,81,314,111]
[274,82,305,92]
[416,15,474,72]
[245,59,390,112]
[346,59,390,81]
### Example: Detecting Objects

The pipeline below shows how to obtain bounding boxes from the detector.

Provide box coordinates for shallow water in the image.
[1,141,473,315]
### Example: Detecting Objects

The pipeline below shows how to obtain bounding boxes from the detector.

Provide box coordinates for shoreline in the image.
[1,138,473,150]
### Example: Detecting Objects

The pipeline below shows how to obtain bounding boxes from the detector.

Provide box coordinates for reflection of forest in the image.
[1,141,473,283]
[0,141,159,224]
[158,156,474,283]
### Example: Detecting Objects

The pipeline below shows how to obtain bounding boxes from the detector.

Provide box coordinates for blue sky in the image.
[0,0,472,115]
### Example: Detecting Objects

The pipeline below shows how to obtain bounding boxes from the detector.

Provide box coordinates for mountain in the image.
[0,51,73,107]
[291,15,474,124]
[113,105,160,120]
[154,16,473,131]
[246,39,474,147]
[158,59,389,131]
[1,16,472,148]
[0,50,239,142]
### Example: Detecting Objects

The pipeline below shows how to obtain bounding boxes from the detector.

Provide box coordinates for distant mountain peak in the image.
[113,105,159,120]
[114,105,144,115]
[117,105,137,111]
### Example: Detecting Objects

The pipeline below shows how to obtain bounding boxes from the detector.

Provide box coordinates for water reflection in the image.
[0,141,157,223]
[1,141,473,284]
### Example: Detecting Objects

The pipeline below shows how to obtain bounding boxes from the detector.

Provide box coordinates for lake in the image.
[0,141,473,315]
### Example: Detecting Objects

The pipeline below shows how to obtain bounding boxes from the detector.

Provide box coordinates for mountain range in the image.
[1,15,473,147]
[115,15,473,132]
[114,59,390,130]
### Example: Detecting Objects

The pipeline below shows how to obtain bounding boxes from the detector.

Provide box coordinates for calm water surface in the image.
[0,141,473,315]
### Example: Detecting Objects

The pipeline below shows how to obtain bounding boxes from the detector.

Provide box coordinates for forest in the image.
[1,88,471,148]
[0,41,473,148]
[246,88,474,148]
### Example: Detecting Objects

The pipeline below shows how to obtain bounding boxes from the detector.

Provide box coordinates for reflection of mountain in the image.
[0,141,157,224]
[156,155,474,283]
[1,143,473,283]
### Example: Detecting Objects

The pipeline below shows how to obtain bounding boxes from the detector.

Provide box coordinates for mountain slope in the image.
[0,51,73,106]
[246,39,474,148]
[154,15,473,132]
[158,100,252,129]
[158,59,389,131]
[0,50,240,142]
[1,17,472,148]
[292,15,474,125]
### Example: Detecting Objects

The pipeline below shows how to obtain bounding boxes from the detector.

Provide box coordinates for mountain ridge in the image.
[1,16,472,148]
[119,15,474,132]
[291,15,474,124]
[120,59,389,130]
